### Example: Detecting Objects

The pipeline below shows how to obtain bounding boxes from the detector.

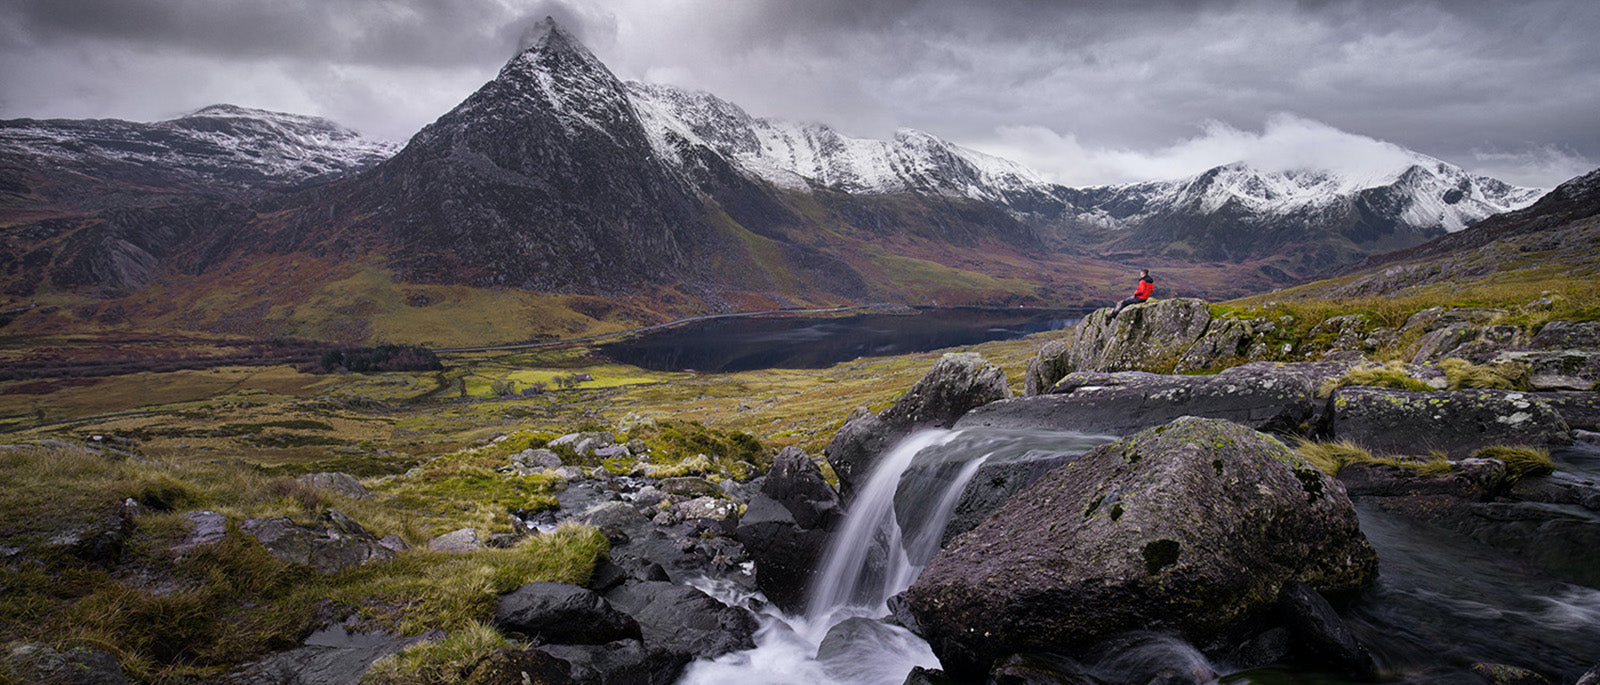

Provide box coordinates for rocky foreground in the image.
[7,299,1600,684]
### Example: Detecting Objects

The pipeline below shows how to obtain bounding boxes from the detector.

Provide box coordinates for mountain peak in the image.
[519,16,593,61]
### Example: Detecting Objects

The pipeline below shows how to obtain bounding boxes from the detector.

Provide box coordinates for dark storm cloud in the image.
[0,0,1595,186]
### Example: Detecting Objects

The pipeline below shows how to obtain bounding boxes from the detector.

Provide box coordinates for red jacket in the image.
[1134,276,1154,300]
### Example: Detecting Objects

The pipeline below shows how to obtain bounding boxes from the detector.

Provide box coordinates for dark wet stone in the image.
[493,582,641,645]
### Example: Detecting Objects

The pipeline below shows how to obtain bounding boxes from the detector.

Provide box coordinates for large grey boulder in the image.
[961,363,1329,437]
[240,510,394,574]
[602,581,758,659]
[826,352,1009,498]
[735,446,842,611]
[1023,298,1213,392]
[904,418,1377,679]
[1330,388,1572,457]
[493,582,641,644]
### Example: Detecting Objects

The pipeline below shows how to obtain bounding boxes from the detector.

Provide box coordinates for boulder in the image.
[1337,460,1510,501]
[512,448,563,470]
[671,497,739,533]
[1330,388,1572,457]
[548,432,616,457]
[44,510,133,566]
[2,642,127,685]
[602,581,758,659]
[826,353,1009,498]
[493,582,642,644]
[427,528,484,553]
[295,472,369,499]
[657,477,721,499]
[1529,392,1600,431]
[904,418,1377,678]
[735,495,832,611]
[174,509,228,552]
[1277,581,1379,681]
[1024,298,1214,391]
[1174,316,1261,373]
[532,639,688,685]
[1508,471,1600,512]
[1529,320,1600,350]
[815,617,936,684]
[240,510,394,574]
[1577,663,1600,685]
[1495,350,1600,390]
[761,446,842,530]
[221,625,436,685]
[960,363,1325,437]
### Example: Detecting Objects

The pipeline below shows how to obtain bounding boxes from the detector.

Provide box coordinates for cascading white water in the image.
[683,427,1115,685]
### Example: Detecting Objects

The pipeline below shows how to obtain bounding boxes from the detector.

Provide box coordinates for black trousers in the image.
[1113,296,1147,314]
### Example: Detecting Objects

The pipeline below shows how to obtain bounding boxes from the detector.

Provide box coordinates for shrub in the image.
[1440,358,1530,391]
[1471,445,1554,479]
[1319,361,1433,396]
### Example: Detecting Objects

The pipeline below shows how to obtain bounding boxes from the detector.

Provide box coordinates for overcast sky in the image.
[2,0,1596,188]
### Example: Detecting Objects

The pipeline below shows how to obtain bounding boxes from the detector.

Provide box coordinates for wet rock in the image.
[579,502,650,543]
[735,495,831,612]
[1330,388,1572,457]
[905,418,1377,679]
[241,510,395,574]
[220,625,436,685]
[672,497,739,533]
[1508,471,1600,511]
[962,363,1325,437]
[816,617,932,683]
[462,648,573,685]
[762,446,841,529]
[658,477,720,499]
[986,652,1094,685]
[494,582,642,644]
[532,639,687,685]
[428,528,483,553]
[296,472,369,499]
[1337,460,1509,501]
[1470,663,1551,685]
[1277,581,1379,681]
[902,665,956,685]
[632,485,667,509]
[1530,391,1600,431]
[939,452,1079,546]
[1576,663,1600,685]
[602,580,758,659]
[3,641,127,685]
[827,352,1009,498]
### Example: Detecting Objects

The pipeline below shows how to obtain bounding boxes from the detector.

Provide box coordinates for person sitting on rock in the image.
[1111,269,1154,318]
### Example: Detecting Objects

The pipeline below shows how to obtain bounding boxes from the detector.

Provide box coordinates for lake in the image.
[597,306,1086,373]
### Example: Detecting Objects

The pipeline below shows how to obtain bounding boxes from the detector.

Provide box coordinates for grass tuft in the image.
[1294,439,1373,476]
[1439,358,1530,391]
[361,621,513,685]
[1319,361,1433,397]
[1471,445,1554,479]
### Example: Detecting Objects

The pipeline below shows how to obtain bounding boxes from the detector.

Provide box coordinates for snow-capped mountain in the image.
[0,104,399,190]
[628,82,1055,204]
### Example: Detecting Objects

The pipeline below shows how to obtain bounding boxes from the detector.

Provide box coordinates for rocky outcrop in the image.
[494,582,641,644]
[601,581,759,659]
[735,446,841,611]
[239,510,394,574]
[964,363,1333,437]
[1330,388,1572,457]
[905,418,1376,678]
[1024,299,1212,389]
[826,352,1009,498]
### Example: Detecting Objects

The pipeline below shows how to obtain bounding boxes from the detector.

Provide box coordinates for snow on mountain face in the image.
[627,82,1054,203]
[0,104,399,189]
[1068,158,1544,234]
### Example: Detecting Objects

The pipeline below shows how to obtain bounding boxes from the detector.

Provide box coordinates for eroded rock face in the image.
[1330,388,1572,457]
[905,418,1377,679]
[826,353,1008,498]
[962,363,1329,437]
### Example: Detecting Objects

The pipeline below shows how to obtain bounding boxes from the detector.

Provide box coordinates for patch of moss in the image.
[1142,539,1181,575]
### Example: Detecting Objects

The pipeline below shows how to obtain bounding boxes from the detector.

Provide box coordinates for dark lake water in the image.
[597,307,1086,373]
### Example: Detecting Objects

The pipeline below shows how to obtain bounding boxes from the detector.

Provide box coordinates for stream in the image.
[679,435,1600,684]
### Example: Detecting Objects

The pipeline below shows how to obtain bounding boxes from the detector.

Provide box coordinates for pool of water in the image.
[598,307,1085,373]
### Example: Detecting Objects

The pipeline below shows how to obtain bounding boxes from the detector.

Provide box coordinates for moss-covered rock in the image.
[904,417,1376,679]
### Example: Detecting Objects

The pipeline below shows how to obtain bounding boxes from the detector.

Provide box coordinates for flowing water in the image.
[681,437,1600,684]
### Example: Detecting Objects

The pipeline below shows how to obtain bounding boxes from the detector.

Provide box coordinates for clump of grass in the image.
[333,524,607,635]
[1440,358,1530,391]
[1319,361,1434,397]
[1471,445,1554,479]
[626,419,771,479]
[1294,440,1452,477]
[1294,439,1374,476]
[362,621,513,685]
[132,472,208,511]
